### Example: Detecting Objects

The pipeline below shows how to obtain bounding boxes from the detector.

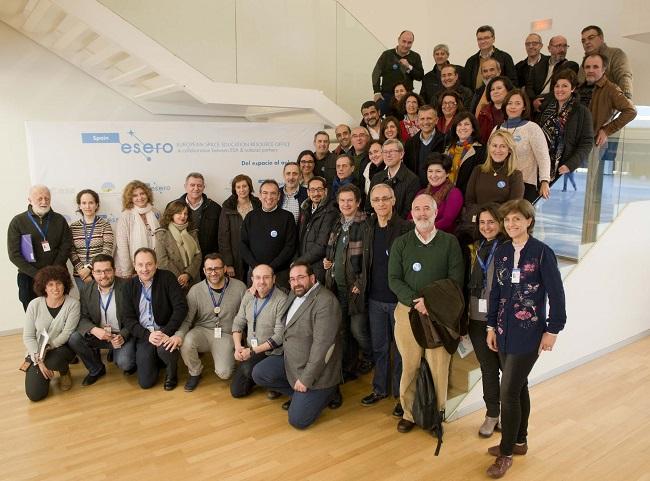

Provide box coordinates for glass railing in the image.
[98,0,386,119]
[534,107,650,260]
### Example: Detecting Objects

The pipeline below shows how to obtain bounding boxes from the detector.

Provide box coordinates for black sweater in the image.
[240,207,297,272]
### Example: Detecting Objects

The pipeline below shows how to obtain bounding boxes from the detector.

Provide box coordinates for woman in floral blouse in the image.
[484,199,566,479]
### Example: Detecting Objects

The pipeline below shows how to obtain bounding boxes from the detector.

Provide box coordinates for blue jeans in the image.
[252,354,336,429]
[68,331,136,375]
[368,299,401,397]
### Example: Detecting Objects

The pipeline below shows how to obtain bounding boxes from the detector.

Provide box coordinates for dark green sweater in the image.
[388,229,464,307]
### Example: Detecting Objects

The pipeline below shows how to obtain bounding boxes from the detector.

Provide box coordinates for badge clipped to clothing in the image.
[478,298,488,313]
[41,241,51,252]
[214,327,222,339]
[250,338,258,349]
[511,268,521,284]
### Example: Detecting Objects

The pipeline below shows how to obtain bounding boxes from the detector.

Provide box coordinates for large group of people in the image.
[7,22,638,479]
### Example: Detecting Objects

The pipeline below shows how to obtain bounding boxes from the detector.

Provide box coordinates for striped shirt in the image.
[69,216,114,275]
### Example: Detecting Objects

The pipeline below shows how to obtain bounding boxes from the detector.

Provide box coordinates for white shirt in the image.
[285,282,320,326]
[415,227,437,245]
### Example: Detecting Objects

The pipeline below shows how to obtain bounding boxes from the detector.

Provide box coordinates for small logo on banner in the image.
[81,129,173,162]
[100,182,116,193]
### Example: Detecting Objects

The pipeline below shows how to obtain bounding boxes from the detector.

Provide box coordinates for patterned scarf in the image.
[402,116,420,138]
[447,138,473,184]
[540,96,575,179]
[424,178,454,207]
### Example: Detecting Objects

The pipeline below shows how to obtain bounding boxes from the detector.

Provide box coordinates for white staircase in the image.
[0,0,352,126]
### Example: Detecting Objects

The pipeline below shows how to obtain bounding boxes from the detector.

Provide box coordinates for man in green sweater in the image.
[388,193,464,433]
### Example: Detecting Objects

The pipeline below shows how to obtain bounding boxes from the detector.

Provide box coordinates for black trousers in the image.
[17,272,36,312]
[135,338,179,389]
[230,352,268,398]
[498,350,539,455]
[468,319,502,417]
[24,344,75,402]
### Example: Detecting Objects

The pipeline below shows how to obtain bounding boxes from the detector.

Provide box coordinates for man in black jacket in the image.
[297,176,339,284]
[360,184,411,415]
[123,248,188,390]
[68,254,135,385]
[528,35,580,112]
[7,185,72,310]
[514,34,548,89]
[173,172,221,264]
[419,44,465,105]
[403,106,446,187]
[240,180,297,289]
[462,25,517,89]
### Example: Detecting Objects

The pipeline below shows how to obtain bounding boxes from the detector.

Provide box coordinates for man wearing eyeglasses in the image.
[360,184,411,416]
[296,176,339,284]
[462,25,517,89]
[68,254,135,385]
[368,139,420,218]
[170,253,246,392]
[230,264,287,398]
[527,35,579,112]
[514,34,548,90]
[252,261,342,429]
[578,25,632,99]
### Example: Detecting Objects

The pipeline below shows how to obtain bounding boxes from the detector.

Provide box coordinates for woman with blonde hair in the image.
[114,180,160,278]
[155,200,202,291]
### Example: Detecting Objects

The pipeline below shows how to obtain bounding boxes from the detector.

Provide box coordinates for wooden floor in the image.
[1,334,650,481]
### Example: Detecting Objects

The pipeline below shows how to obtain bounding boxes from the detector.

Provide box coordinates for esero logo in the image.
[80,129,173,162]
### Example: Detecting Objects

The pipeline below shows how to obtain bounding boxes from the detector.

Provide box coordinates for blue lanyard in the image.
[141,283,153,323]
[27,212,49,241]
[82,217,98,264]
[253,287,274,333]
[476,241,499,285]
[99,287,114,320]
[207,277,229,310]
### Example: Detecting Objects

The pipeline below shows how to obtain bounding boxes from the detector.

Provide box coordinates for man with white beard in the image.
[8,185,72,310]
[387,193,464,433]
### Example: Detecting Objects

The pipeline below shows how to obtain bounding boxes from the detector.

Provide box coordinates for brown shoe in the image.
[59,371,73,391]
[397,419,415,433]
[487,443,528,457]
[487,455,513,478]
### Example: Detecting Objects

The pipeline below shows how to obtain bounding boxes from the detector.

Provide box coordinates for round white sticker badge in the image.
[412,262,422,272]
[270,230,278,238]
[496,180,507,189]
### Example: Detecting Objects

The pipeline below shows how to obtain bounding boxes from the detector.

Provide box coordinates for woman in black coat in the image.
[218,175,261,282]
[444,111,486,198]
[538,69,594,190]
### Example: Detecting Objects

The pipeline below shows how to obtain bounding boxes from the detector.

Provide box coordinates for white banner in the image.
[25,121,320,224]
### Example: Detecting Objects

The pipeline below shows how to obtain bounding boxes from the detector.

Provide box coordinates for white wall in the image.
[0,22,228,332]
[453,200,650,419]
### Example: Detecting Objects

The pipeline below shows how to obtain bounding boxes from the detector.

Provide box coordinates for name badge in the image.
[214,327,222,339]
[471,215,477,223]
[412,262,422,272]
[41,241,51,252]
[385,249,389,256]
[250,338,258,348]
[511,268,521,284]
[270,230,278,238]
[478,298,488,313]
[213,306,221,315]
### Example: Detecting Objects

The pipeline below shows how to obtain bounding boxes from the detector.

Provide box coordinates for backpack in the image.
[412,358,444,455]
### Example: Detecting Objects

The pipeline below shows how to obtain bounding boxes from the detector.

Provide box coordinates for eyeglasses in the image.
[371,196,394,203]
[205,266,225,273]
[300,160,315,164]
[289,274,309,283]
[441,101,457,107]
[383,149,401,155]
[92,269,113,276]
[308,187,325,193]
[550,43,569,48]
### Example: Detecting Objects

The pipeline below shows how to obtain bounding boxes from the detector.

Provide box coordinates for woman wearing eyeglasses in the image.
[297,150,317,188]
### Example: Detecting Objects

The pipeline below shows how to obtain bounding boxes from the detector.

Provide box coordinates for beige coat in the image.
[154,228,202,285]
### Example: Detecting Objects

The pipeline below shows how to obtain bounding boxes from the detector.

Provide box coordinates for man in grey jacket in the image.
[68,254,135,386]
[171,253,246,391]
[252,262,343,429]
